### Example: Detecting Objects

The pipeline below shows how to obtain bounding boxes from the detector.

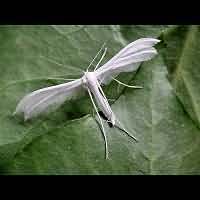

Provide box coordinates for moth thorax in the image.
[83,72,98,86]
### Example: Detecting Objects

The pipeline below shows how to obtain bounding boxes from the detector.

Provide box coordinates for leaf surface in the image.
[2,25,199,174]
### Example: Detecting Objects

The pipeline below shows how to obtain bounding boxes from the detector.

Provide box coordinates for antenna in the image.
[86,42,106,72]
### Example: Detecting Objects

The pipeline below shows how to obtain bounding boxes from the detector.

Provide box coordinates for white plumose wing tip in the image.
[14,79,82,120]
[95,38,160,84]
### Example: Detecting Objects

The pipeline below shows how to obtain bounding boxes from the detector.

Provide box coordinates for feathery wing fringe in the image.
[14,79,83,120]
[95,38,160,84]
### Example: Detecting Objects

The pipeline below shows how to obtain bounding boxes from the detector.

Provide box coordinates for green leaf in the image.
[2,25,200,174]
[3,55,200,174]
[161,25,200,128]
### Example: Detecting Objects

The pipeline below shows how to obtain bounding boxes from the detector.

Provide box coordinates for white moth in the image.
[14,38,160,159]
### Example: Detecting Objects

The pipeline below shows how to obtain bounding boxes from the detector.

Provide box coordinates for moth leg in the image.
[112,77,143,89]
[46,77,77,81]
[106,117,138,142]
[9,77,77,85]
[87,88,109,159]
[115,119,138,142]
[39,55,84,73]
[107,98,115,102]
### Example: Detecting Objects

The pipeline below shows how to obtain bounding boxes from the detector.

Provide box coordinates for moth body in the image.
[82,71,115,125]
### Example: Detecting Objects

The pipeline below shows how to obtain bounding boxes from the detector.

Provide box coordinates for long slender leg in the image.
[87,42,106,72]
[103,114,138,142]
[108,98,115,102]
[39,55,84,73]
[46,77,76,81]
[94,47,107,71]
[112,77,143,89]
[9,77,77,85]
[40,55,66,67]
[87,88,109,159]
[116,119,138,142]
[96,79,138,142]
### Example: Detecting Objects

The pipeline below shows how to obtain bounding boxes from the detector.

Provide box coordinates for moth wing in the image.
[95,38,160,85]
[14,79,83,120]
